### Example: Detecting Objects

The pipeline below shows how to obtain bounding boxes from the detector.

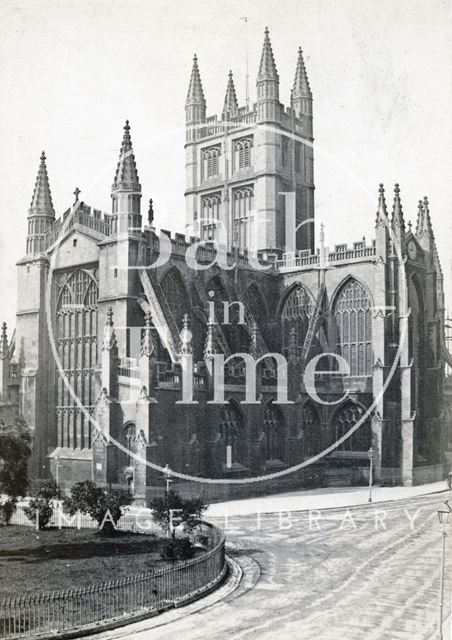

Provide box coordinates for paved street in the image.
[92,492,451,640]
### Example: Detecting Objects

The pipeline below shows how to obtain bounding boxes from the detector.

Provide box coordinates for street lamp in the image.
[163,464,173,538]
[368,446,374,503]
[437,500,451,640]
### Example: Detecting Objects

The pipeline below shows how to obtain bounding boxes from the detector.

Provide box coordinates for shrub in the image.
[160,537,195,561]
[23,479,62,529]
[63,480,132,535]
[0,498,17,525]
[149,490,207,538]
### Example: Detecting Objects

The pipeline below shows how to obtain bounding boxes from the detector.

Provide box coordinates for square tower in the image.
[185,29,314,258]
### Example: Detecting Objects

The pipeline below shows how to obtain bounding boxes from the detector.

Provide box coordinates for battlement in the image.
[276,238,376,272]
[43,203,112,250]
[196,102,306,142]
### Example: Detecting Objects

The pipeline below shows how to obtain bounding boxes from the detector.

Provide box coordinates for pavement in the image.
[206,480,450,517]
[88,482,452,640]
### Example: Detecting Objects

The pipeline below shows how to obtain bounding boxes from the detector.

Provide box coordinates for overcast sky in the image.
[0,0,451,329]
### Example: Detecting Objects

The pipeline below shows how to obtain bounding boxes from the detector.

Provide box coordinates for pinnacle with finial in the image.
[140,311,155,357]
[223,70,239,117]
[249,321,259,358]
[257,27,279,82]
[0,322,8,360]
[186,54,206,107]
[204,319,216,360]
[375,183,388,227]
[179,313,193,356]
[29,150,55,218]
[293,46,311,98]
[391,182,405,234]
[102,307,116,351]
[148,198,154,226]
[112,120,141,192]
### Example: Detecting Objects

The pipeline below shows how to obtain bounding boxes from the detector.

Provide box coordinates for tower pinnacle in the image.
[112,120,141,192]
[391,183,405,237]
[29,151,55,218]
[186,54,206,108]
[375,183,388,227]
[292,47,311,98]
[26,151,55,254]
[257,27,279,82]
[223,70,239,119]
[111,121,142,233]
[0,323,8,360]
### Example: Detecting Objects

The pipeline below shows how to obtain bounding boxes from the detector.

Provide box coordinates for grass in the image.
[0,525,174,596]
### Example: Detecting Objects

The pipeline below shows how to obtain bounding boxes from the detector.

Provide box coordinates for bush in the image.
[63,480,132,535]
[160,537,195,561]
[0,498,17,525]
[149,490,207,537]
[23,479,62,529]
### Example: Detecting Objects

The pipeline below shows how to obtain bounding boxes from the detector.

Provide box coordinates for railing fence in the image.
[0,522,225,639]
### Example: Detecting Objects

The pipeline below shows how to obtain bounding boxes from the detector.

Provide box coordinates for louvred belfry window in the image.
[202,146,221,179]
[334,279,372,376]
[200,192,221,241]
[233,137,253,171]
[232,185,254,250]
[56,269,98,450]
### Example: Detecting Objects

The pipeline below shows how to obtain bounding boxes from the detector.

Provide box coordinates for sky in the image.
[0,0,451,330]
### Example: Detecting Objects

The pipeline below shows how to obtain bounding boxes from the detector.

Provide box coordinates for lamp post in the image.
[437,500,451,640]
[368,446,374,503]
[163,464,173,538]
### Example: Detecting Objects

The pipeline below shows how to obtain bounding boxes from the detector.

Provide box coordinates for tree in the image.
[63,480,132,535]
[149,490,207,538]
[0,418,31,524]
[23,479,63,529]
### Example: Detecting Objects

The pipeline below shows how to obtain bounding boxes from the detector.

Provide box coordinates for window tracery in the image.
[334,279,372,376]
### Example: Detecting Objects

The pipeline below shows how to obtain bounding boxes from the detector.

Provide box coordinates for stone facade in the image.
[4,29,450,501]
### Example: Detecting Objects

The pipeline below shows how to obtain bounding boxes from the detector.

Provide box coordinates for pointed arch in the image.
[330,399,371,452]
[263,401,285,461]
[301,400,322,455]
[55,269,98,450]
[220,399,248,467]
[279,282,314,360]
[332,276,373,376]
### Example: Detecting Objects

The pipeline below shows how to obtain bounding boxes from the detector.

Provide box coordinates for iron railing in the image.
[0,524,225,639]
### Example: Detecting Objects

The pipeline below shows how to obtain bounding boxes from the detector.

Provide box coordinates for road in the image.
[92,493,451,640]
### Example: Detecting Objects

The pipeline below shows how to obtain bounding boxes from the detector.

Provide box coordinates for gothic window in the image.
[332,402,371,452]
[121,423,136,467]
[233,185,254,250]
[201,192,221,241]
[334,279,372,376]
[202,146,221,179]
[280,285,313,360]
[233,137,253,171]
[302,401,321,455]
[220,402,247,466]
[56,269,98,450]
[263,403,285,461]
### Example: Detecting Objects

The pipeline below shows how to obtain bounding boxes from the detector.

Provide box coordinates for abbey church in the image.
[0,29,450,501]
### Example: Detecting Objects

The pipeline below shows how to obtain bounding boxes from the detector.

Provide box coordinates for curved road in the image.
[92,493,451,640]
